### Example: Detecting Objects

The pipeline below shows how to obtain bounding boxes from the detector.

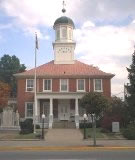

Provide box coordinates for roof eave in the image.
[14,74,115,79]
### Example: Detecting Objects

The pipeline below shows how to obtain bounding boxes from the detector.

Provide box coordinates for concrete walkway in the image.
[45,129,83,145]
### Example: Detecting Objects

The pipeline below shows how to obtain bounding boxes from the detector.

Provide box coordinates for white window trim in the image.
[94,79,103,92]
[25,102,34,119]
[60,79,69,92]
[77,79,85,92]
[26,79,34,92]
[43,79,52,92]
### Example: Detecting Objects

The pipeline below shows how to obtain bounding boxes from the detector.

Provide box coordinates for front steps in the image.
[52,121,76,128]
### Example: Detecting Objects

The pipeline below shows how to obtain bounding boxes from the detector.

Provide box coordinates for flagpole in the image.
[34,32,38,134]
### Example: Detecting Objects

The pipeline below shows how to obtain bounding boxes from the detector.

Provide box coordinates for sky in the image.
[0,0,135,98]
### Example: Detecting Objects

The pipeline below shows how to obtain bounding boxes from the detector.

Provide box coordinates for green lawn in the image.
[80,128,124,139]
[15,133,39,139]
[0,129,48,140]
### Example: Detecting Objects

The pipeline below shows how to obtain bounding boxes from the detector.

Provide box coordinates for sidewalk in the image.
[0,129,135,151]
[0,140,135,151]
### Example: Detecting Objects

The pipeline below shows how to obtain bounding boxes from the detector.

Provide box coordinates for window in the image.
[69,29,71,39]
[26,79,34,92]
[69,29,72,40]
[60,79,68,92]
[94,79,103,92]
[25,102,33,118]
[77,79,85,91]
[43,79,52,91]
[62,27,67,38]
[56,29,60,40]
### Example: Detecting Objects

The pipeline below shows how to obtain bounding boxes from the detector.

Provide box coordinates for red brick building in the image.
[15,14,114,128]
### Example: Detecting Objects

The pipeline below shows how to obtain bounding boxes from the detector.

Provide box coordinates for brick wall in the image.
[17,79,34,117]
[17,77,111,118]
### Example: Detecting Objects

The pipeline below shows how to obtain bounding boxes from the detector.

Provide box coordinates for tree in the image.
[0,81,11,109]
[126,49,135,123]
[101,96,128,130]
[0,54,26,96]
[80,92,110,118]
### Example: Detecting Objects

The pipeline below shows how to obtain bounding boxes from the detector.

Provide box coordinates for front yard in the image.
[80,128,125,139]
[0,129,48,140]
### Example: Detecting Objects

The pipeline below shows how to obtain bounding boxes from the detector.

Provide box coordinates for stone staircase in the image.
[52,121,76,128]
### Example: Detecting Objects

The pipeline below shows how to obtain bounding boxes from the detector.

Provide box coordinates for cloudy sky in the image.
[0,0,135,98]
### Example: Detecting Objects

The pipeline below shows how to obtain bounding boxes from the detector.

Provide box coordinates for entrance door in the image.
[42,102,49,118]
[58,100,70,120]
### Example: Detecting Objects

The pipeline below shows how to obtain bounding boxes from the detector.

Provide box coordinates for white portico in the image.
[35,92,85,128]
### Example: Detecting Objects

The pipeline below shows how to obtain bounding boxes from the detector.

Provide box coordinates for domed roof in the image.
[53,16,75,28]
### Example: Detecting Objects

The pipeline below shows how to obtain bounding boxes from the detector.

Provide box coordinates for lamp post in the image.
[83,113,87,139]
[41,114,45,140]
[91,113,96,146]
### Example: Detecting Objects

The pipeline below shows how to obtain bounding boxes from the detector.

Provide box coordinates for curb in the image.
[0,138,126,141]
[0,146,135,151]
[0,139,41,141]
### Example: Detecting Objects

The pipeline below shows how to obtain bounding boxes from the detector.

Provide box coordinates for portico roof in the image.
[14,60,114,78]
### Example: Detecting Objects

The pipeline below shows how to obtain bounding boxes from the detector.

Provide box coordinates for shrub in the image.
[122,124,135,140]
[96,120,101,128]
[79,123,92,128]
[20,118,34,134]
[36,124,40,129]
[100,128,110,133]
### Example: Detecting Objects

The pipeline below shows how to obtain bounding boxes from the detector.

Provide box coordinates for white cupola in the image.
[52,4,76,64]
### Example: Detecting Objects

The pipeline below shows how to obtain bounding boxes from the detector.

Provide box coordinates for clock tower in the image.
[53,3,76,64]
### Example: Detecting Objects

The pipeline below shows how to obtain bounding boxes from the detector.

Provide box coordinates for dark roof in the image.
[14,60,115,78]
[53,16,75,28]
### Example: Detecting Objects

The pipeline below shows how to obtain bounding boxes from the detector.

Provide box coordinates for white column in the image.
[49,98,53,128]
[75,98,79,115]
[75,98,79,129]
[50,98,53,115]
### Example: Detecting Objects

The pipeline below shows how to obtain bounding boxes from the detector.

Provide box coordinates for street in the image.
[0,150,135,160]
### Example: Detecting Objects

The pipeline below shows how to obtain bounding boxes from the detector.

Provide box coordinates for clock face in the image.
[57,47,72,53]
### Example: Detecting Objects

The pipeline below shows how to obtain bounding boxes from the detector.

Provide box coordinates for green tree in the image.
[80,92,110,118]
[126,49,135,123]
[101,96,128,130]
[0,54,26,96]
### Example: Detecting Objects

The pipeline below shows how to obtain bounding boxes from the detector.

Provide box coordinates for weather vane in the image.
[62,1,66,13]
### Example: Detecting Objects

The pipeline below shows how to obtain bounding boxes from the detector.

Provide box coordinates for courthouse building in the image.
[15,10,114,128]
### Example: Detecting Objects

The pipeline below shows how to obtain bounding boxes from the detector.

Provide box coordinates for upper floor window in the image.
[43,79,52,91]
[94,79,103,92]
[60,79,68,92]
[25,102,33,118]
[26,79,34,92]
[56,29,60,40]
[62,27,67,39]
[69,29,72,40]
[77,79,85,91]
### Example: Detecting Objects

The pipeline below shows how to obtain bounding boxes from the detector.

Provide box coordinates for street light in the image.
[83,113,87,139]
[91,113,96,146]
[41,114,45,140]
